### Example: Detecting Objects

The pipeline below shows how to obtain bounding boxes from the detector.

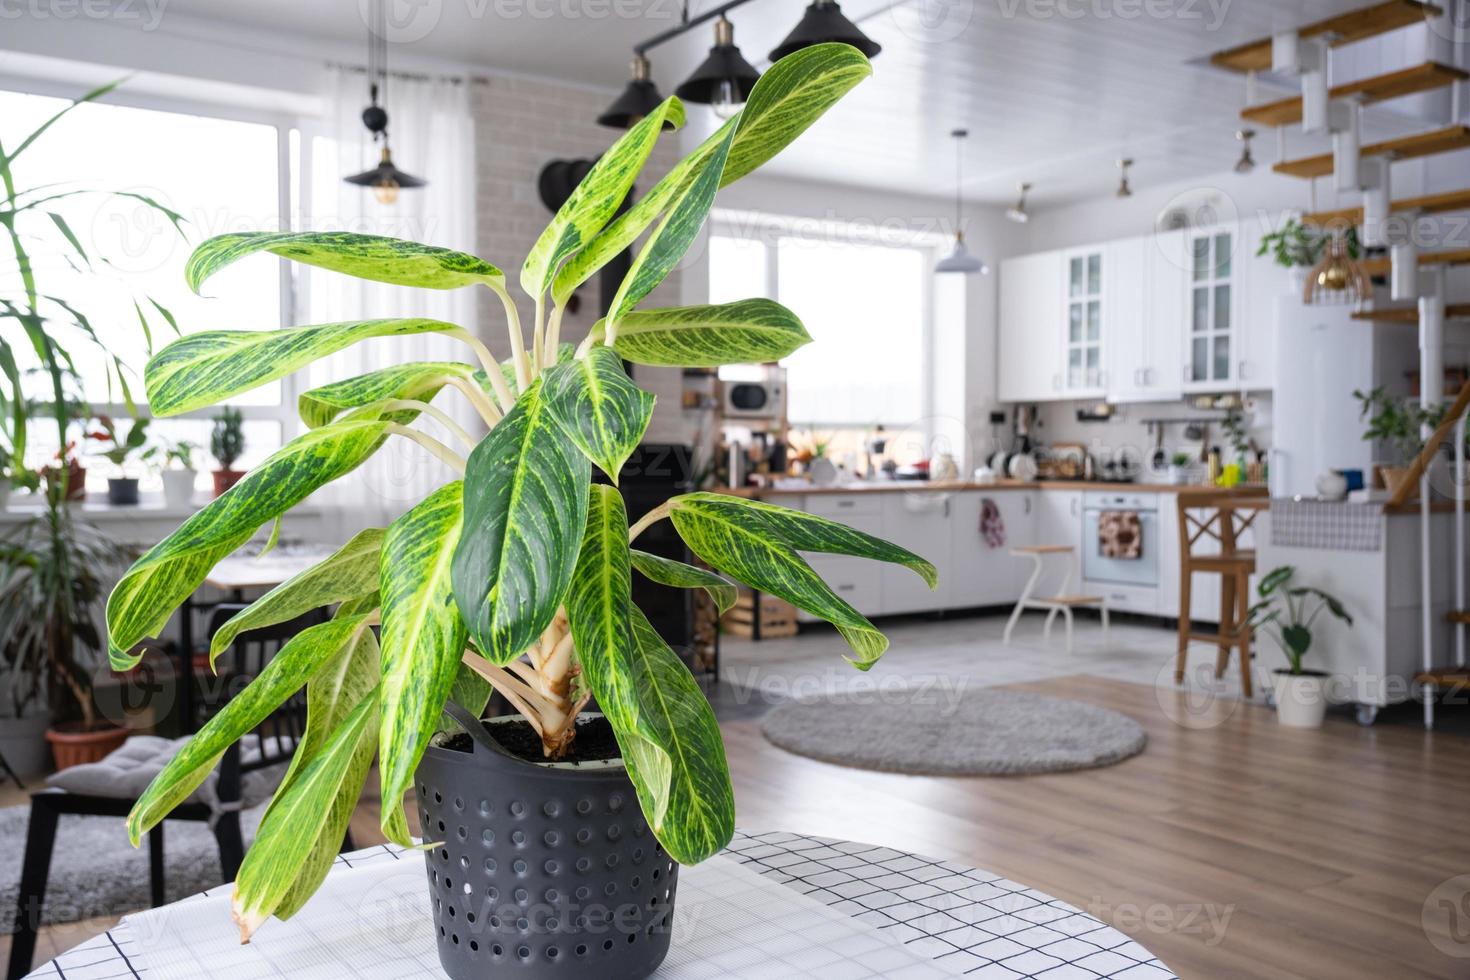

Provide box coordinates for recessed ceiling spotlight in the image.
[1116,158,1134,199]
[1006,183,1032,224]
[1234,129,1256,173]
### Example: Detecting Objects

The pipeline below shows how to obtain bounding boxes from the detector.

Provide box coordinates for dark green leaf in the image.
[541,347,654,482]
[630,549,737,615]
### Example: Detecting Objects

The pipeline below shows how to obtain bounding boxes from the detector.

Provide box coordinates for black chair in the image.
[6,605,333,980]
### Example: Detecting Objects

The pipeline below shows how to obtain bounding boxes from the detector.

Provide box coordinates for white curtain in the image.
[309,67,480,532]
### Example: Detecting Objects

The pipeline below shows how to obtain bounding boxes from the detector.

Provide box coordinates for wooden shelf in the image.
[1241,63,1467,127]
[1303,187,1470,227]
[1360,248,1470,276]
[1211,1,1442,73]
[1416,666,1470,688]
[1274,125,1470,178]
[1351,304,1470,323]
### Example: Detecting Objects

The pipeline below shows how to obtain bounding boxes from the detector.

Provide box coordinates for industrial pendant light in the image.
[675,15,761,119]
[1006,182,1031,224]
[1234,129,1256,173]
[936,128,988,275]
[1304,232,1371,306]
[345,0,426,205]
[597,54,673,130]
[769,0,882,61]
[1115,158,1134,198]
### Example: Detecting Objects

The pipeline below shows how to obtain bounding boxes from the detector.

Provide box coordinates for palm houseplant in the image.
[108,46,927,978]
[3,80,184,770]
[1246,566,1353,728]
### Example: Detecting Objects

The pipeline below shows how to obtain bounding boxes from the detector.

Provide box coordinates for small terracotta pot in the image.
[46,721,129,770]
[212,468,244,497]
[1379,465,1416,499]
[43,462,87,501]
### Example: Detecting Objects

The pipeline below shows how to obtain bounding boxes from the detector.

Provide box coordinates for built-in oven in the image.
[1081,491,1159,588]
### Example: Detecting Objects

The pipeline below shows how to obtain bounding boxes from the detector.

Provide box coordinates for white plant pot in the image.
[1168,465,1190,486]
[1273,671,1329,728]
[162,468,198,508]
[0,710,52,779]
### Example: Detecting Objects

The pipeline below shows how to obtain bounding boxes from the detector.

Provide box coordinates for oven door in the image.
[1082,508,1159,587]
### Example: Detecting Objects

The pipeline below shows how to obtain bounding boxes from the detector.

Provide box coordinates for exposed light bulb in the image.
[374,178,400,205]
[711,79,741,119]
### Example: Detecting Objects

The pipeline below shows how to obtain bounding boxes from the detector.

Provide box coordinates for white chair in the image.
[1002,545,1108,653]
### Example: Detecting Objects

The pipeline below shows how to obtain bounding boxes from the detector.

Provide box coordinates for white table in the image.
[25,831,1175,979]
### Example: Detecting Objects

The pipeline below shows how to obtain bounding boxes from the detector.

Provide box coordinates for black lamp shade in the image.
[598,78,672,130]
[674,42,761,105]
[345,149,427,190]
[769,1,882,61]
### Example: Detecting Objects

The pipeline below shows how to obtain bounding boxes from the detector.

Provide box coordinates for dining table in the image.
[24,830,1176,979]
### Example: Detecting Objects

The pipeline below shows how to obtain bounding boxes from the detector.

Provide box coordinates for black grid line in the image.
[25,831,1175,979]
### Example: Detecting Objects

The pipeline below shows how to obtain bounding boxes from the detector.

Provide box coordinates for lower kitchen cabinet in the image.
[1037,489,1083,585]
[880,493,955,614]
[949,491,1038,607]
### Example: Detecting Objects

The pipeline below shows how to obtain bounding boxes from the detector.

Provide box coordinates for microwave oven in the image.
[721,379,785,419]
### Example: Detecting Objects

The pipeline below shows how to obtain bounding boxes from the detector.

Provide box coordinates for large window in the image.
[0,87,298,490]
[707,215,932,430]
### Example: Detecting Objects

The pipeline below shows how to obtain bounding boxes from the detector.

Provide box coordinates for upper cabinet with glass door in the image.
[1063,247,1105,397]
[1184,224,1241,392]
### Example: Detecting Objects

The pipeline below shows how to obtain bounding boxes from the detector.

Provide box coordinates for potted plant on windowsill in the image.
[147,437,201,508]
[209,407,245,497]
[89,413,151,505]
[1247,566,1353,728]
[107,47,909,979]
[1354,387,1443,498]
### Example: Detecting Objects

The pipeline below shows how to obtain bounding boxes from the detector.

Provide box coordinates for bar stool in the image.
[1003,545,1108,654]
[1174,492,1264,698]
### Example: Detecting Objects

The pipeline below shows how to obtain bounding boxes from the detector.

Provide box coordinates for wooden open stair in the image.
[1351,304,1470,323]
[1273,125,1470,178]
[1360,248,1470,277]
[1303,187,1470,227]
[1241,62,1467,127]
[1211,0,1442,73]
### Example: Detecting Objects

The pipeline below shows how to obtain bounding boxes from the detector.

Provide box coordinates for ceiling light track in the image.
[598,0,881,128]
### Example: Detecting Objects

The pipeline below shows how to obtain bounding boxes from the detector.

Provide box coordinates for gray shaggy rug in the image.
[0,802,265,933]
[761,689,1147,776]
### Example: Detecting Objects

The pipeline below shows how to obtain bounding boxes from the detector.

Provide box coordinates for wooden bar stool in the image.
[1174,492,1266,698]
[1003,545,1108,654]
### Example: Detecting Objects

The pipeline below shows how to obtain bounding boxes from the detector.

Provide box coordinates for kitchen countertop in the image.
[721,480,1269,497]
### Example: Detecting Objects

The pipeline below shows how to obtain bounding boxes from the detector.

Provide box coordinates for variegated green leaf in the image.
[477,342,574,397]
[522,97,684,297]
[452,381,591,664]
[145,319,460,417]
[378,481,468,846]
[669,494,921,669]
[208,528,385,666]
[125,613,376,846]
[599,299,810,368]
[107,419,394,669]
[630,550,737,615]
[266,613,382,920]
[186,231,504,296]
[541,346,654,482]
[551,44,872,308]
[567,485,734,865]
[606,123,736,332]
[442,660,493,734]
[299,362,475,428]
[232,686,379,940]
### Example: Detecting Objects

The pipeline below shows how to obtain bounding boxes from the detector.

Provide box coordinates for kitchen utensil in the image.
[1008,453,1039,482]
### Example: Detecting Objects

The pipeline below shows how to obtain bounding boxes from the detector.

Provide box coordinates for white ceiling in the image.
[152,0,1455,207]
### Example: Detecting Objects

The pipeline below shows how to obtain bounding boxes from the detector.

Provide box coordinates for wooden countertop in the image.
[719,480,1269,498]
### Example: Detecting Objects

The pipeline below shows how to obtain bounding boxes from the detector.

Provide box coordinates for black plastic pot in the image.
[106,477,140,505]
[414,711,678,980]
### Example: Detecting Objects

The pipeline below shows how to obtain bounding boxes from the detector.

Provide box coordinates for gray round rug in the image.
[760,689,1147,776]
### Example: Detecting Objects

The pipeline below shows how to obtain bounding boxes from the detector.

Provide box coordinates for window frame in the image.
[706,209,946,433]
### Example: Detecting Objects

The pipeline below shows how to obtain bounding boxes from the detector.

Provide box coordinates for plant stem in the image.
[544,304,566,368]
[384,423,467,475]
[531,295,546,375]
[446,327,516,414]
[628,501,674,543]
[445,375,501,428]
[378,400,476,449]
[489,283,532,393]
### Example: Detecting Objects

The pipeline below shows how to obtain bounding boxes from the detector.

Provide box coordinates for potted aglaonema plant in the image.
[107,46,912,980]
[209,407,246,496]
[1247,566,1353,728]
[89,414,151,504]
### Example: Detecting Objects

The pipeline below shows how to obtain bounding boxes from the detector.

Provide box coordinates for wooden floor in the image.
[6,675,1469,979]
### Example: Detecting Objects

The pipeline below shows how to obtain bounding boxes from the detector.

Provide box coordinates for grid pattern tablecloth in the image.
[26,831,1176,980]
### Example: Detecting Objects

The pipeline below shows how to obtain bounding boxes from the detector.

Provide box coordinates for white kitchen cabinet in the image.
[796,494,886,623]
[949,491,1038,607]
[1106,233,1186,403]
[1156,492,1221,625]
[1037,489,1083,585]
[1182,223,1244,393]
[1061,246,1107,398]
[1238,219,1290,390]
[879,493,954,614]
[998,251,1064,402]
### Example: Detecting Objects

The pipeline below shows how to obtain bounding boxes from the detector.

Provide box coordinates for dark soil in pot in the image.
[415,714,678,980]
